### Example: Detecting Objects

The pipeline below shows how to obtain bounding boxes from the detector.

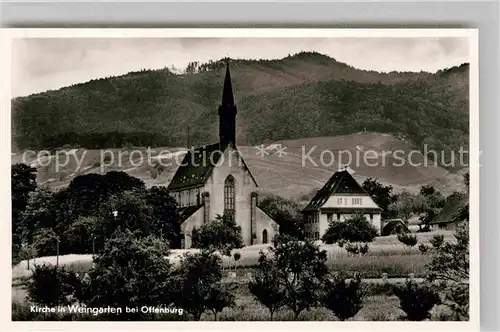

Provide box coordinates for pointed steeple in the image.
[218,58,237,149]
[221,58,235,106]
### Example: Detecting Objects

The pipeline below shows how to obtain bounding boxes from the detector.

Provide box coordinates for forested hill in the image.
[11,52,469,168]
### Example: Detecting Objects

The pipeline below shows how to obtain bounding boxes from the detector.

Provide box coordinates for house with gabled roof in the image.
[429,192,468,231]
[167,61,279,248]
[302,167,383,240]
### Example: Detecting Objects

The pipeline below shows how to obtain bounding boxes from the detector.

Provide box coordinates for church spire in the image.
[221,58,235,106]
[218,58,237,149]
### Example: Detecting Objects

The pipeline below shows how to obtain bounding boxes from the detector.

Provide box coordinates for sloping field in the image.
[11,133,465,199]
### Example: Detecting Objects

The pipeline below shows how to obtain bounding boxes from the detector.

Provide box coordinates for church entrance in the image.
[262,229,268,244]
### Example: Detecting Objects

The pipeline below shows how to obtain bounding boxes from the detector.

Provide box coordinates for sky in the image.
[11,37,469,97]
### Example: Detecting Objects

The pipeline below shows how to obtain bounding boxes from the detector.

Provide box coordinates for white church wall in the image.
[202,146,258,246]
[254,207,279,245]
[179,207,204,249]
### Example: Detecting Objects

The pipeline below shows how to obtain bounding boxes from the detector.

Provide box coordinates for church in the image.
[167,61,279,249]
[302,168,383,240]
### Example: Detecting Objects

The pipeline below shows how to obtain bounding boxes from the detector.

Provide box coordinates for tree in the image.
[393,280,441,321]
[63,216,98,255]
[170,250,229,321]
[321,213,378,245]
[191,214,243,256]
[258,194,305,239]
[417,186,446,228]
[146,186,181,248]
[426,221,469,320]
[322,274,365,321]
[206,282,236,321]
[270,235,329,320]
[249,252,285,320]
[390,190,416,224]
[83,229,173,319]
[426,221,469,283]
[362,178,397,219]
[20,185,55,243]
[11,163,38,263]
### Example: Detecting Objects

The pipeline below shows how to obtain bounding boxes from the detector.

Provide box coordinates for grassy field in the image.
[12,231,453,280]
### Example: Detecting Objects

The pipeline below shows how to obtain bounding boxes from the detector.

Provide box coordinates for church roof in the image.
[167,143,259,191]
[302,170,372,212]
[167,143,223,191]
[178,204,204,223]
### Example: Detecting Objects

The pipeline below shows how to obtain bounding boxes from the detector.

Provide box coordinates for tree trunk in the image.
[269,310,274,321]
[293,311,300,320]
[214,312,218,321]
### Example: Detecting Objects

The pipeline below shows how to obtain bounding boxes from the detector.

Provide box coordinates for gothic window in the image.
[224,175,235,217]
[262,229,268,244]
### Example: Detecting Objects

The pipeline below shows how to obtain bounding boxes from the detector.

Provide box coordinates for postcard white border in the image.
[1,28,479,332]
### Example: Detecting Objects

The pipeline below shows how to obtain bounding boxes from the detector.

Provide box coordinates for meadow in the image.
[12,231,453,279]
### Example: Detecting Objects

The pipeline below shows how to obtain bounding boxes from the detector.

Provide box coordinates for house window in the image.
[262,229,268,244]
[352,198,363,205]
[369,214,374,221]
[337,213,341,220]
[327,213,333,223]
[224,175,235,218]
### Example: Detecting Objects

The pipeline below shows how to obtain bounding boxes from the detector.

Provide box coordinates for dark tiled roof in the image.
[167,143,222,191]
[302,170,370,212]
[167,142,259,191]
[179,205,204,223]
[430,193,469,224]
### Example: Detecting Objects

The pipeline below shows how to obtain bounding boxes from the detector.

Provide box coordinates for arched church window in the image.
[262,229,268,244]
[224,175,235,218]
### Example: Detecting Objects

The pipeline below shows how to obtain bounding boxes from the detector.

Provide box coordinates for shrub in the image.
[442,282,469,321]
[322,213,378,244]
[429,234,445,249]
[345,243,360,255]
[397,233,418,247]
[418,243,429,254]
[27,264,78,307]
[359,243,369,255]
[393,280,441,321]
[322,274,365,321]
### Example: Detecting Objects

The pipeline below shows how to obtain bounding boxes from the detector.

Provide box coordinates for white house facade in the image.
[302,169,383,240]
